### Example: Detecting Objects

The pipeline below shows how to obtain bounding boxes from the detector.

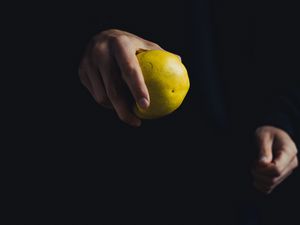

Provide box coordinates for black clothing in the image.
[2,1,300,224]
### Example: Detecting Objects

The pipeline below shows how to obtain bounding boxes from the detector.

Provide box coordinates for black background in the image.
[2,1,300,224]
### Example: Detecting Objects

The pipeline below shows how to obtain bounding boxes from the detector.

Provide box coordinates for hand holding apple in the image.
[79,29,189,125]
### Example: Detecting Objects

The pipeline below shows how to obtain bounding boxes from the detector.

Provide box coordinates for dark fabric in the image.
[2,1,300,224]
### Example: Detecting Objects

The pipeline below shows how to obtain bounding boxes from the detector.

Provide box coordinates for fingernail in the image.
[138,98,149,109]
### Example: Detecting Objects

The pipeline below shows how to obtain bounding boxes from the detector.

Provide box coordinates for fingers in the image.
[96,47,141,127]
[86,61,112,107]
[252,126,299,194]
[110,35,150,109]
[255,128,274,164]
[79,58,96,98]
[80,56,113,109]
[252,161,280,176]
[252,157,297,194]
[79,67,95,98]
[79,29,164,126]
[273,145,298,173]
[255,144,298,178]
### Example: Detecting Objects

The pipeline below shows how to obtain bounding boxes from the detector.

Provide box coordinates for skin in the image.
[79,29,163,127]
[79,29,298,193]
[252,126,298,194]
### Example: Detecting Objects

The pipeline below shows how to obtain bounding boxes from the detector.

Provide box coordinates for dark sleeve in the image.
[259,85,300,146]
[254,3,300,146]
[71,1,153,64]
[71,1,187,65]
[69,2,136,65]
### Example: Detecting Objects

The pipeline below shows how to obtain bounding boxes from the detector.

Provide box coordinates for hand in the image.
[252,126,298,194]
[79,29,163,127]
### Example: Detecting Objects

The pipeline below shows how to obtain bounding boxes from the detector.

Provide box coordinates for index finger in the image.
[255,151,296,177]
[110,36,150,109]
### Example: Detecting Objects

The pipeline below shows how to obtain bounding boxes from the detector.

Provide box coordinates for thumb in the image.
[256,129,274,164]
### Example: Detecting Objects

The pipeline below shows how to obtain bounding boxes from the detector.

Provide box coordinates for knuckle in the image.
[292,146,298,155]
[108,34,129,47]
[94,97,102,105]
[149,42,161,49]
[93,42,108,56]
[93,29,119,43]
[101,29,120,36]
[94,95,107,105]
[255,126,273,137]
[255,127,264,136]
[255,128,267,139]
[295,158,299,167]
[119,113,130,123]
[153,43,162,49]
[123,64,139,78]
